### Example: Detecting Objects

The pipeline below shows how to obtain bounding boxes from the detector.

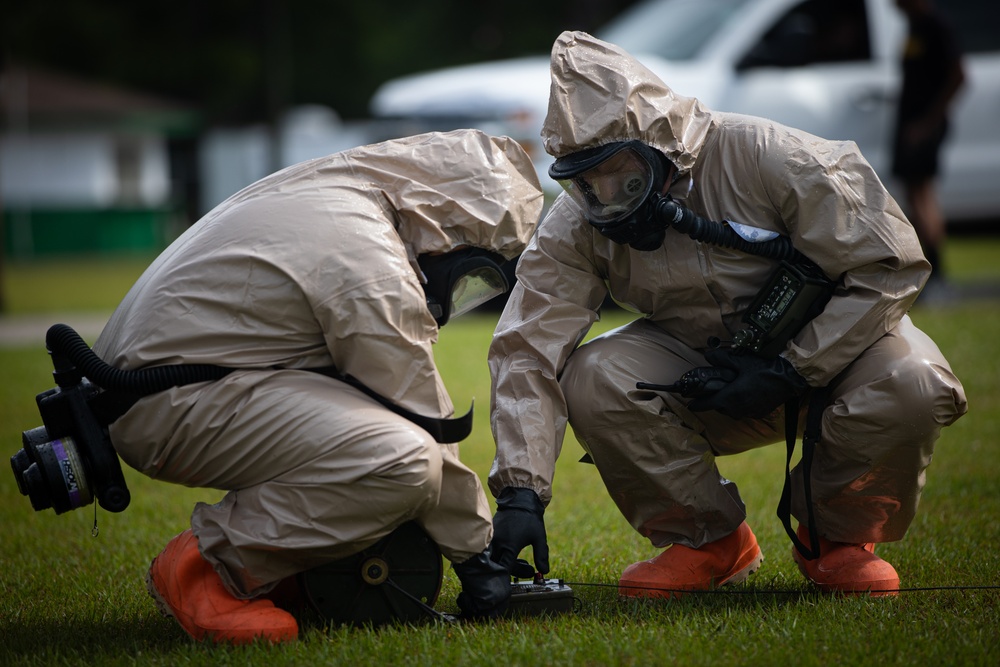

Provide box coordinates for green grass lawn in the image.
[1,239,998,666]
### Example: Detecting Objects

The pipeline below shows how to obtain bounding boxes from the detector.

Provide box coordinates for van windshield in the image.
[598,0,751,61]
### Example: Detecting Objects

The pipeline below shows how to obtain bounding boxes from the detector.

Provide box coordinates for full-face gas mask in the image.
[417,247,510,327]
[549,140,674,251]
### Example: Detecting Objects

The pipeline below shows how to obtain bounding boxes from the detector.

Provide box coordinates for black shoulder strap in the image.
[90,365,473,445]
[305,366,473,444]
[53,323,473,444]
[777,387,829,561]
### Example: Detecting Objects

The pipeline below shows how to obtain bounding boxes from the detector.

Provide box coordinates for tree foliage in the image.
[4,0,637,121]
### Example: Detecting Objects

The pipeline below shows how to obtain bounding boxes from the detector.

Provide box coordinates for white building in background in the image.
[1,65,378,260]
[196,105,375,216]
[0,64,199,259]
[1,132,157,208]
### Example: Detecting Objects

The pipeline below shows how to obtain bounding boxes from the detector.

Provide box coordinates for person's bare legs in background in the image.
[903,175,947,288]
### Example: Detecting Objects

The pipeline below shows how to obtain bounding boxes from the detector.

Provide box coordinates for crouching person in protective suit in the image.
[487,32,967,599]
[93,129,543,643]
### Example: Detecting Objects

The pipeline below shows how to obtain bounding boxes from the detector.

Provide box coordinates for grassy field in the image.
[1,239,998,666]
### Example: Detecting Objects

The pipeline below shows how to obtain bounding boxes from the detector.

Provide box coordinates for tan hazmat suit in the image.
[94,129,543,598]
[488,31,967,550]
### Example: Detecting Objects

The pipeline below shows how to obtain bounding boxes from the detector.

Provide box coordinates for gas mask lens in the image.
[550,140,674,251]
[556,147,654,224]
[448,265,507,320]
[418,248,510,327]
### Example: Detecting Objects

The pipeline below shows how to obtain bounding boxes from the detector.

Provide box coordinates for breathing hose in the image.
[654,197,814,267]
[45,323,233,394]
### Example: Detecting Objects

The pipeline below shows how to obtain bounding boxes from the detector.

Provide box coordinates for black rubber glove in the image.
[453,551,511,619]
[489,487,550,577]
[687,348,809,419]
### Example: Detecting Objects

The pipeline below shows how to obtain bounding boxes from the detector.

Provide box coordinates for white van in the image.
[371,0,1000,223]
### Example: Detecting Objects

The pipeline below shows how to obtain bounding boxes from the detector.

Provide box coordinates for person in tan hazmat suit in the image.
[93,129,543,643]
[486,32,967,598]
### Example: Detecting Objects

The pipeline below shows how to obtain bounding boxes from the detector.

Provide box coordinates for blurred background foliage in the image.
[3,0,638,122]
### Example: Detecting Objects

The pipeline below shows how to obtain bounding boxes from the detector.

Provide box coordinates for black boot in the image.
[453,551,511,619]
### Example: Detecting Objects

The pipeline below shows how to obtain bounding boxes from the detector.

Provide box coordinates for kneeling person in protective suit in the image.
[487,32,967,598]
[94,129,543,643]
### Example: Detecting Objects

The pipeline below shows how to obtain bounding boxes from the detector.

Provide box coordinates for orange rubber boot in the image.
[618,522,763,598]
[791,524,899,597]
[145,529,299,644]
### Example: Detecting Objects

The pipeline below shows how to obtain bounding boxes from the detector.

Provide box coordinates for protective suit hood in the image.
[542,30,712,174]
[95,128,543,425]
[344,130,542,261]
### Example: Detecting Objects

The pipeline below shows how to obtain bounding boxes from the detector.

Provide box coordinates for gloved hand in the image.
[453,551,511,619]
[489,487,550,577]
[686,348,809,419]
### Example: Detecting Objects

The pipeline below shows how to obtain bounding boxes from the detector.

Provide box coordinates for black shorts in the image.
[891,120,948,183]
